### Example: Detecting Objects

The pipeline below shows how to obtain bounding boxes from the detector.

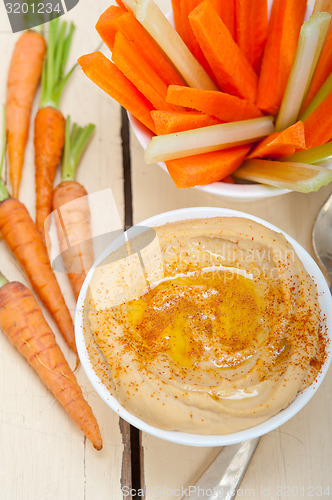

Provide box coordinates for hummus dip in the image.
[86,217,326,434]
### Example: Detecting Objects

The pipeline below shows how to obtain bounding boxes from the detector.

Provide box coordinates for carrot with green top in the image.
[6,30,46,199]
[166,85,263,122]
[188,1,258,101]
[0,272,102,449]
[78,52,156,133]
[0,110,76,353]
[235,0,268,73]
[52,118,95,301]
[96,6,184,87]
[256,0,307,114]
[35,18,76,246]
[247,121,306,159]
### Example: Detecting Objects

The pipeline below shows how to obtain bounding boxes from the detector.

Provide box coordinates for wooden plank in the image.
[0,1,126,499]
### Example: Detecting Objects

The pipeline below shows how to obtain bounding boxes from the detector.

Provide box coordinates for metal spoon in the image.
[312,193,332,292]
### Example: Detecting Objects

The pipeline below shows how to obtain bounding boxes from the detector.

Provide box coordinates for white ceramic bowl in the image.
[128,2,314,201]
[76,207,332,446]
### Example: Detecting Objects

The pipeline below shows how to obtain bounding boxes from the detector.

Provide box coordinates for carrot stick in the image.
[96,6,185,86]
[35,19,76,246]
[165,145,251,187]
[0,275,102,449]
[210,0,235,38]
[112,31,180,112]
[6,31,46,199]
[151,110,220,134]
[171,0,183,36]
[78,52,156,133]
[52,118,95,301]
[256,0,307,115]
[303,90,332,148]
[300,29,332,113]
[189,0,258,102]
[235,0,268,73]
[0,197,76,352]
[247,121,306,159]
[166,85,263,121]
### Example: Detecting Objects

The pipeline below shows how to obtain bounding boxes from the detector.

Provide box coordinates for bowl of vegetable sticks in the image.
[79,0,332,201]
[75,206,332,446]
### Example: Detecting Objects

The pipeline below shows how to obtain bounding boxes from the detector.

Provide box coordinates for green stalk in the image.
[275,12,331,131]
[0,105,9,203]
[300,73,332,120]
[282,141,332,164]
[61,117,95,182]
[40,19,76,109]
[0,271,8,288]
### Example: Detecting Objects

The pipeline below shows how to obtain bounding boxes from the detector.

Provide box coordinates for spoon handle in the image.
[182,438,260,500]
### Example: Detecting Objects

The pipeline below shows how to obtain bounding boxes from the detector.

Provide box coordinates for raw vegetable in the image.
[166,85,263,122]
[0,274,102,449]
[275,12,331,131]
[234,159,332,192]
[133,0,217,90]
[282,141,332,164]
[165,145,251,187]
[188,0,258,102]
[301,29,332,113]
[213,0,235,38]
[171,0,183,37]
[6,31,46,199]
[35,18,75,245]
[78,52,155,133]
[256,0,307,114]
[247,121,306,159]
[151,110,220,135]
[52,118,95,301]
[303,90,332,148]
[300,72,332,119]
[313,0,332,14]
[144,116,274,163]
[96,6,185,86]
[235,0,268,73]
[112,31,179,112]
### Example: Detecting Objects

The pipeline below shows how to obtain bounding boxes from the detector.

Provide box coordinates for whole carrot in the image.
[52,118,95,301]
[6,30,46,199]
[35,18,75,245]
[0,272,102,450]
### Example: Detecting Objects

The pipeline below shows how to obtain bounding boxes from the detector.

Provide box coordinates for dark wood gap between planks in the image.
[120,107,144,499]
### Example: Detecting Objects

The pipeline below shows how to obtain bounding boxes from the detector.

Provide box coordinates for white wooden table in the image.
[1,1,332,499]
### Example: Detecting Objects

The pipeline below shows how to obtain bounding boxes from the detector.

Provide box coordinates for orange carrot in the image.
[171,0,184,37]
[112,31,181,112]
[151,110,220,134]
[6,31,46,199]
[78,52,156,133]
[235,0,268,73]
[166,85,263,121]
[189,1,258,102]
[165,145,251,187]
[300,29,332,113]
[303,90,332,148]
[96,6,184,86]
[222,175,236,183]
[256,0,307,114]
[247,121,306,159]
[0,276,102,449]
[35,19,76,246]
[211,0,235,38]
[52,119,95,301]
[0,197,76,353]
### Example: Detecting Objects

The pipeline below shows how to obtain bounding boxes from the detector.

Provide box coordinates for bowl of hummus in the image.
[76,207,332,446]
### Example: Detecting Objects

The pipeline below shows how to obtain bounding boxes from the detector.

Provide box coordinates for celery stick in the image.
[134,0,217,90]
[313,0,332,14]
[282,141,332,164]
[144,116,275,164]
[300,73,332,120]
[234,159,332,193]
[122,0,137,11]
[275,12,331,132]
